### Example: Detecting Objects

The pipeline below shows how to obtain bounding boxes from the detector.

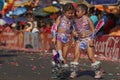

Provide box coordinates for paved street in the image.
[0,50,120,80]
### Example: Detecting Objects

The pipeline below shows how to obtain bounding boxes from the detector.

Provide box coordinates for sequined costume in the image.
[75,16,93,50]
[57,15,72,43]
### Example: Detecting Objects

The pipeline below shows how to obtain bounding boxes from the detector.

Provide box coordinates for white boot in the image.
[69,62,79,78]
[58,50,64,61]
[91,61,102,79]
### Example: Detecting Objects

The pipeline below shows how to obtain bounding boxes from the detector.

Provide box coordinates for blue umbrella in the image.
[0,0,4,11]
[12,7,27,16]
[3,17,14,24]
[86,0,118,5]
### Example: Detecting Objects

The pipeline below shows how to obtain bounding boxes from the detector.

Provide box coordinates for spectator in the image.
[96,12,108,36]
[88,7,98,28]
[11,23,17,32]
[3,24,12,32]
[44,22,52,52]
[39,20,45,51]
[32,21,39,33]
[103,13,115,34]
[24,22,32,32]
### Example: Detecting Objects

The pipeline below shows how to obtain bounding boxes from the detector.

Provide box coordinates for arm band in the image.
[91,32,95,39]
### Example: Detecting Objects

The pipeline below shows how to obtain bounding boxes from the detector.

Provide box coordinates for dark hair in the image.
[77,4,88,14]
[62,3,74,12]
[0,14,2,18]
[89,7,95,14]
[26,23,31,27]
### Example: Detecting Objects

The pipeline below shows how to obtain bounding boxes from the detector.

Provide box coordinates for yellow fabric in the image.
[43,6,59,13]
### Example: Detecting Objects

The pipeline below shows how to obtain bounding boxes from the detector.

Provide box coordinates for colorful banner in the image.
[0,31,24,49]
[95,36,120,62]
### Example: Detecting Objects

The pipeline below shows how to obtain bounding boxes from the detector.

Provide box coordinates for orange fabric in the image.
[95,5,118,13]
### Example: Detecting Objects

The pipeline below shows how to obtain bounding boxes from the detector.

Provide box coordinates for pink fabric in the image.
[4,26,12,32]
[51,23,57,32]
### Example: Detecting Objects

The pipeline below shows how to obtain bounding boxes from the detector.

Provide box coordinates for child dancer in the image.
[70,4,102,79]
[51,3,75,68]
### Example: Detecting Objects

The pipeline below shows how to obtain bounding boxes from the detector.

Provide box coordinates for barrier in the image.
[0,31,120,62]
[0,31,24,49]
[66,35,120,62]
[0,31,41,53]
[95,35,120,62]
[24,32,39,50]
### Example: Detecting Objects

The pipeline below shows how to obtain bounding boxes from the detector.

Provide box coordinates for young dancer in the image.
[70,4,102,79]
[51,3,75,68]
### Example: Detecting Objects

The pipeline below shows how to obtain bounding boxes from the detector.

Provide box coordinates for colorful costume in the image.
[75,16,93,50]
[56,15,72,43]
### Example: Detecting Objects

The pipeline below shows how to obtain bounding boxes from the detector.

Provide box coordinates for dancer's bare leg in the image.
[87,40,102,79]
[87,40,96,63]
[62,42,70,64]
[74,41,80,62]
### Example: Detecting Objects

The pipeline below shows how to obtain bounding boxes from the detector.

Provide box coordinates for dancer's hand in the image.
[73,31,78,36]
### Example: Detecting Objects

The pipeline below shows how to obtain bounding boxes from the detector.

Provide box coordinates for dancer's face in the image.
[76,7,85,18]
[64,10,75,19]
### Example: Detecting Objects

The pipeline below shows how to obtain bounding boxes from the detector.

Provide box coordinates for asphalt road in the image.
[0,50,120,80]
